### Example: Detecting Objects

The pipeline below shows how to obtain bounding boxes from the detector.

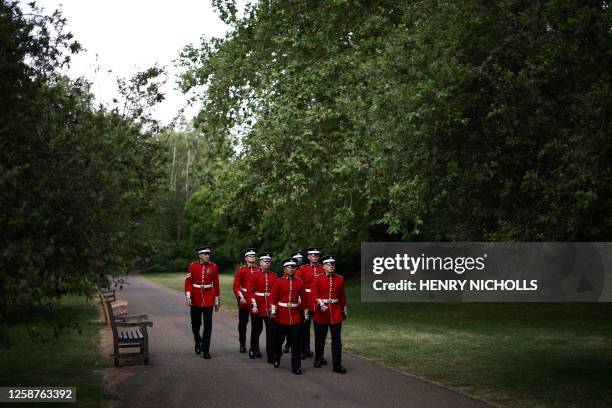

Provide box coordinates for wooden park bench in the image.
[104,299,153,366]
[98,289,128,326]
[111,274,130,290]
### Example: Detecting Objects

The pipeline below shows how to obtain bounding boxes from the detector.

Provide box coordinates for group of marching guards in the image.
[184,246,347,375]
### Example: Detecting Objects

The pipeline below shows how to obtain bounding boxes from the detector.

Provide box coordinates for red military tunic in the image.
[311,272,346,325]
[296,263,324,311]
[269,276,307,326]
[185,261,220,307]
[247,269,277,317]
[233,264,259,310]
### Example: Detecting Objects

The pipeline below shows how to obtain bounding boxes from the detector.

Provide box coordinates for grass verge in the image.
[0,295,110,407]
[144,271,237,314]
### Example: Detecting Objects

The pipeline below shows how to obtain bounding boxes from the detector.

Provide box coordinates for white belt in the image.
[278,302,299,308]
[240,287,247,292]
[254,292,269,296]
[304,288,311,293]
[193,283,213,289]
[322,298,339,304]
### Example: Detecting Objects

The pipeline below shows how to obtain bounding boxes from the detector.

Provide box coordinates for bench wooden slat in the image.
[118,329,141,342]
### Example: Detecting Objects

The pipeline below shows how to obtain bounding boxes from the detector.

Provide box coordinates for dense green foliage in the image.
[175,0,612,269]
[144,123,235,271]
[0,1,165,344]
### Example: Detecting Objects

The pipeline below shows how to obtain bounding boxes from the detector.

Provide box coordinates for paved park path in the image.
[102,275,491,408]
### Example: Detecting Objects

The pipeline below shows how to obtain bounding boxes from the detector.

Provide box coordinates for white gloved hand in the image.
[320,304,328,312]
[252,307,258,314]
[239,297,246,305]
[186,293,192,305]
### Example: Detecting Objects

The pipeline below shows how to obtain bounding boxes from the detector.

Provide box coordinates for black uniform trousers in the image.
[238,309,250,346]
[250,315,275,358]
[283,325,294,351]
[283,329,292,349]
[314,322,342,367]
[274,323,301,369]
[191,306,213,352]
[300,314,313,353]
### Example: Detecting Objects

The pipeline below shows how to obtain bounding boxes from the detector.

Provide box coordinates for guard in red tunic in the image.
[270,257,308,375]
[246,251,278,362]
[311,255,347,373]
[295,246,324,359]
[184,246,220,359]
[282,250,305,354]
[233,248,259,353]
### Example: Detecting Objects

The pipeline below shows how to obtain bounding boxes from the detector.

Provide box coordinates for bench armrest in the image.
[115,314,148,322]
[115,321,153,328]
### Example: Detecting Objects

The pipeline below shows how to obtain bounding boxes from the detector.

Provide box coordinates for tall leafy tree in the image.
[178,0,612,271]
[0,1,166,345]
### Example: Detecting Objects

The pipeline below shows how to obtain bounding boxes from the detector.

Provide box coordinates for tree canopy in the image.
[176,0,612,268]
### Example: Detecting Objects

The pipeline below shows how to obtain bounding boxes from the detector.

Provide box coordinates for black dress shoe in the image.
[194,343,201,354]
[313,359,322,368]
[333,365,346,374]
[273,359,280,368]
[292,368,302,375]
[203,352,211,359]
[320,358,328,365]
[283,343,290,353]
[240,345,247,353]
[254,350,262,358]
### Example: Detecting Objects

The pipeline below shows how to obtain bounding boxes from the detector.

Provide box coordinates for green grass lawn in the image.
[143,271,612,408]
[0,296,110,407]
[343,280,612,408]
